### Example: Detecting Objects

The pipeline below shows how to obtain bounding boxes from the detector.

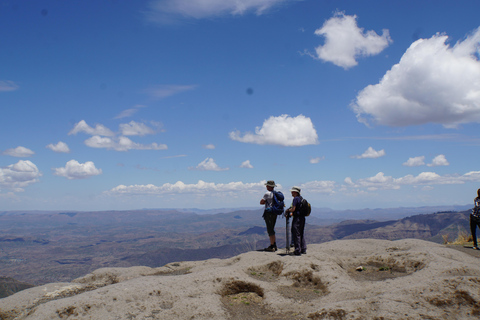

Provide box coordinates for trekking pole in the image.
[285,210,290,254]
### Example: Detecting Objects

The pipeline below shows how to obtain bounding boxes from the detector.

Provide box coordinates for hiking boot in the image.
[265,244,277,252]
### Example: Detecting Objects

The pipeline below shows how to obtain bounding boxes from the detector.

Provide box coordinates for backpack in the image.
[271,191,285,215]
[299,198,311,217]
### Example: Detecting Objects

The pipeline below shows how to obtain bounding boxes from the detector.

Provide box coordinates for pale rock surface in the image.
[1,239,479,319]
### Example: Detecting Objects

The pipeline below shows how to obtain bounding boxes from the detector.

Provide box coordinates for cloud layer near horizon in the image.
[106,170,480,198]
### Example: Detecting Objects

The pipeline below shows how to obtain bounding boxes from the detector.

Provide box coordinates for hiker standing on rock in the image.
[471,188,480,250]
[285,186,306,256]
[260,180,278,252]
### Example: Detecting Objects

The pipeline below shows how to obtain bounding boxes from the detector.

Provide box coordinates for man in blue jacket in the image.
[285,186,306,256]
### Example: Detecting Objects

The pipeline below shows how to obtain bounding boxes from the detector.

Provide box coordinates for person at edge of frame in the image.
[471,188,480,250]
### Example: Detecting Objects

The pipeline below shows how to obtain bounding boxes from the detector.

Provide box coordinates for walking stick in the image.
[285,210,290,254]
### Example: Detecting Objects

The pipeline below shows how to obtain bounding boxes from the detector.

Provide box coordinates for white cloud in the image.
[46,141,70,153]
[107,180,267,196]
[143,84,197,99]
[229,114,318,147]
[119,121,156,136]
[0,80,19,92]
[344,170,480,191]
[84,136,168,152]
[53,160,102,180]
[3,146,35,157]
[114,105,147,119]
[298,180,336,194]
[69,120,115,137]
[240,160,253,168]
[203,144,215,149]
[352,27,480,128]
[68,120,167,151]
[0,160,42,192]
[427,154,450,167]
[310,156,325,164]
[312,12,392,69]
[144,0,289,23]
[403,156,425,167]
[189,158,229,171]
[351,147,385,159]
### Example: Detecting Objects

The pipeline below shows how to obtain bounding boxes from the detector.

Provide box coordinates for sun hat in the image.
[290,186,301,194]
[265,180,276,187]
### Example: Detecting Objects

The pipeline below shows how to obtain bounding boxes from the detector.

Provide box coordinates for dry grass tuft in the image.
[220,280,264,298]
[428,290,480,316]
[443,229,474,245]
[248,261,284,282]
[287,270,327,291]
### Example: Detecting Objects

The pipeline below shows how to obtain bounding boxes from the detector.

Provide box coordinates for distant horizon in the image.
[1,203,472,214]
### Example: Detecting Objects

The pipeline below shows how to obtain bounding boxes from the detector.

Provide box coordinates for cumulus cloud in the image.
[143,84,197,99]
[312,12,392,69]
[310,156,325,164]
[144,0,289,23]
[427,154,450,167]
[229,114,318,147]
[344,170,480,191]
[3,146,35,157]
[119,121,157,136]
[189,158,229,171]
[114,105,147,119]
[84,136,167,152]
[352,27,480,128]
[107,180,268,196]
[298,180,336,194]
[53,160,102,180]
[403,156,425,167]
[46,141,70,153]
[69,120,115,137]
[0,160,42,192]
[351,147,385,159]
[0,80,19,92]
[69,120,167,151]
[240,160,253,168]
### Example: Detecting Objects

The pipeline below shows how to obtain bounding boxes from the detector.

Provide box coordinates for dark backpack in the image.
[299,198,311,216]
[271,191,285,215]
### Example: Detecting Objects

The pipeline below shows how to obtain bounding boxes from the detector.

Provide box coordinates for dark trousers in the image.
[264,212,277,236]
[292,215,306,254]
[470,215,480,247]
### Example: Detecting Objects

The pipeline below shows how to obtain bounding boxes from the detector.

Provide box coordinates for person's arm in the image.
[287,206,296,216]
[260,199,266,205]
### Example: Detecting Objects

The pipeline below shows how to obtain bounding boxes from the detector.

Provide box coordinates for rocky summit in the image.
[1,238,479,319]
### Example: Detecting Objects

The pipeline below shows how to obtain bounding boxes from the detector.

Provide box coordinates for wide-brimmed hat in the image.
[265,180,276,187]
[290,186,301,194]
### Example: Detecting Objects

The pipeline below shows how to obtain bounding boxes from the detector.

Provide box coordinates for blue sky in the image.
[1,0,480,211]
